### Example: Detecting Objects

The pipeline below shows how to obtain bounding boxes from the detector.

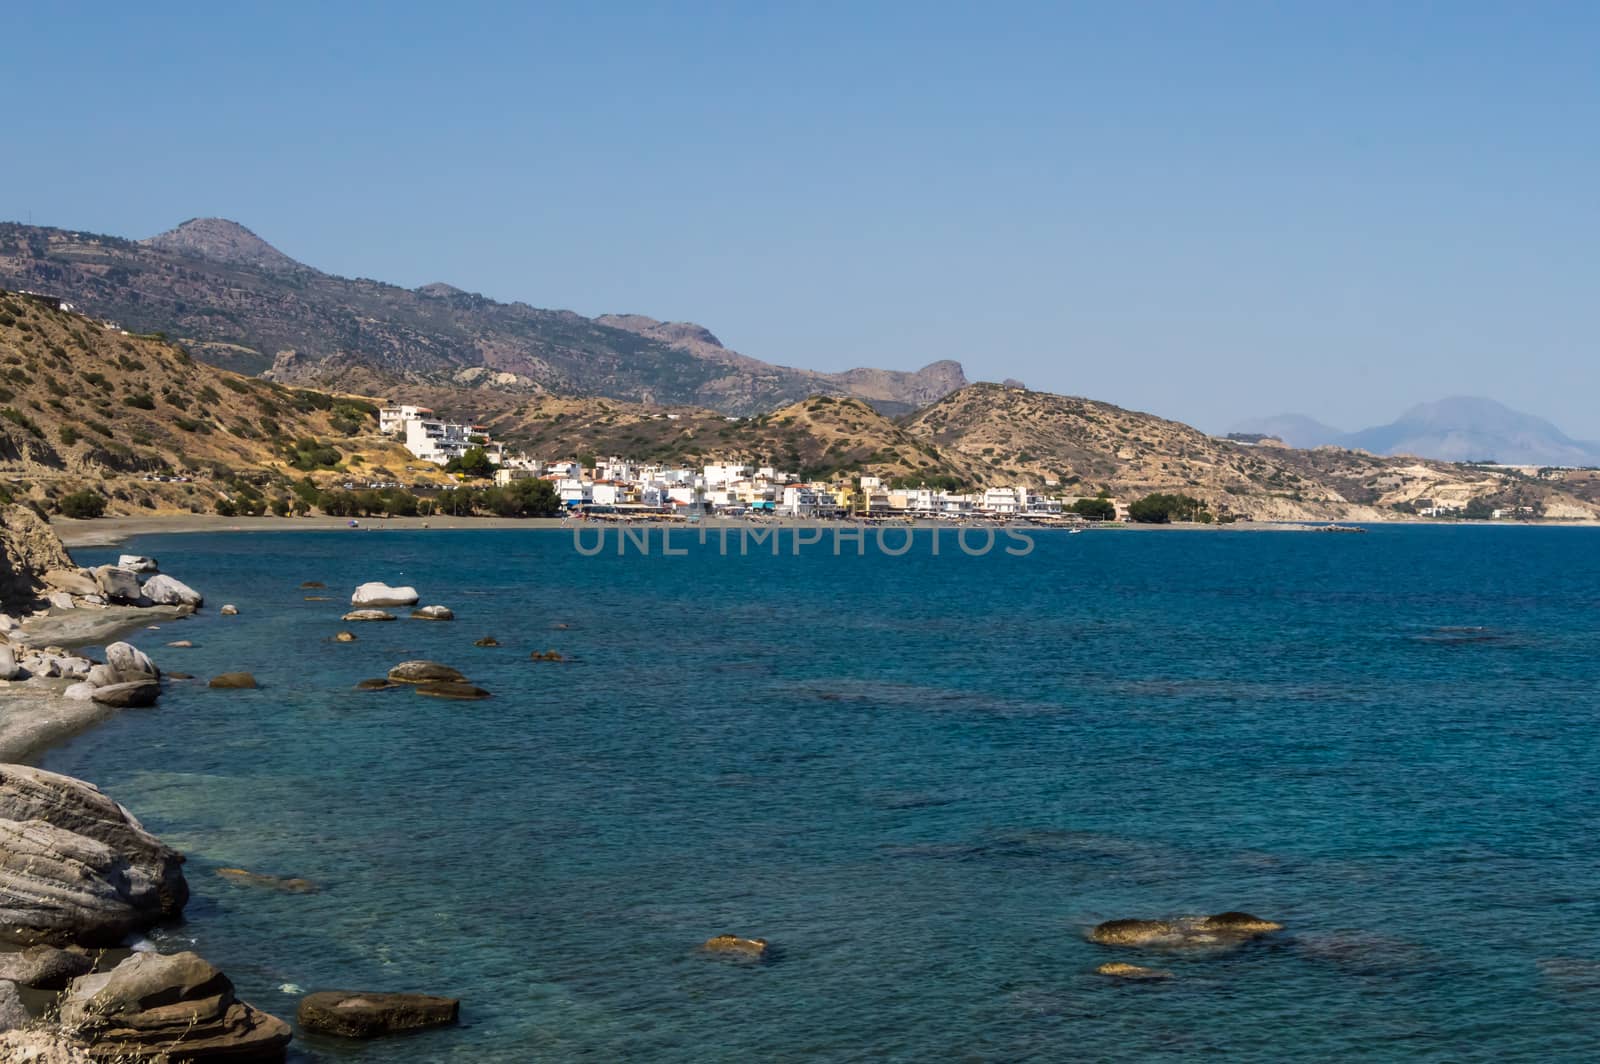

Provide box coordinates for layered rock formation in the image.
[60,951,291,1061]
[0,765,187,946]
[0,506,74,610]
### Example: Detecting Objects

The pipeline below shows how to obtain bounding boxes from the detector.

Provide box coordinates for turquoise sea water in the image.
[35,525,1600,1062]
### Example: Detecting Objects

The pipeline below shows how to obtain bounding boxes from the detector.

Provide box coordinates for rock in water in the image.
[1095,962,1173,980]
[220,604,239,616]
[355,679,400,690]
[0,765,188,946]
[215,868,318,894]
[90,567,142,605]
[208,673,258,689]
[88,682,162,708]
[703,935,770,959]
[116,556,158,574]
[414,682,490,701]
[333,631,358,642]
[1088,912,1284,950]
[0,944,94,989]
[104,642,158,678]
[410,605,454,621]
[341,610,395,623]
[350,582,420,608]
[300,581,325,589]
[297,990,459,1039]
[141,574,203,607]
[387,661,466,685]
[60,951,292,1060]
[473,636,499,647]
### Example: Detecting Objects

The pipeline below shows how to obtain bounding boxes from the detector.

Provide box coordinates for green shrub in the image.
[58,426,80,446]
[59,490,107,519]
[123,394,156,410]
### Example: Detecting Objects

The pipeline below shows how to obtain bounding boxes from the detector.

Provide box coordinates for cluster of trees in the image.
[1069,491,1116,520]
[240,475,564,519]
[1126,492,1212,524]
[58,489,107,519]
[443,446,496,479]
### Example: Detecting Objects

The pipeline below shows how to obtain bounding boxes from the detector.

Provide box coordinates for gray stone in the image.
[42,569,97,597]
[0,944,93,989]
[104,642,158,678]
[0,645,19,682]
[0,980,27,1032]
[91,566,142,604]
[47,592,74,611]
[116,555,158,574]
[0,765,188,946]
[341,609,395,622]
[387,661,466,685]
[219,604,239,616]
[410,605,454,621]
[140,574,203,607]
[89,681,161,708]
[62,682,97,701]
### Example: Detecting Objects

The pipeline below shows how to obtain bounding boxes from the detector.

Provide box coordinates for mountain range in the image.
[0,218,965,416]
[1231,397,1600,467]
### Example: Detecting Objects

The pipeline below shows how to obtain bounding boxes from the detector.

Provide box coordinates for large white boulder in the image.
[104,642,158,679]
[91,566,142,604]
[117,555,158,574]
[351,582,419,607]
[140,574,203,607]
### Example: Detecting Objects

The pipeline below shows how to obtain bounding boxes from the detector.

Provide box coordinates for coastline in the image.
[51,512,1598,548]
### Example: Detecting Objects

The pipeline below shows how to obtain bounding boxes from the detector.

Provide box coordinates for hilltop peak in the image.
[142,218,304,272]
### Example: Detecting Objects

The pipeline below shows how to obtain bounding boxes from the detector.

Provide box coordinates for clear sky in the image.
[3,2,1597,435]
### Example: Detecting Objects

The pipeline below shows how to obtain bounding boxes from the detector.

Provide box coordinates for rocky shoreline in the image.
[0,508,464,1059]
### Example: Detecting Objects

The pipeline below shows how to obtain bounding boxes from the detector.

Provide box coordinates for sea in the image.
[37,523,1600,1062]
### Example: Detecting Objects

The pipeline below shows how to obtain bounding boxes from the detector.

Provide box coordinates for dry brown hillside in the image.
[0,290,441,515]
[480,393,979,482]
[903,383,1600,520]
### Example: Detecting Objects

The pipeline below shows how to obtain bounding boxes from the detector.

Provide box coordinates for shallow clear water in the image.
[37,524,1600,1062]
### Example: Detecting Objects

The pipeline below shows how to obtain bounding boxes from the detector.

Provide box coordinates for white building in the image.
[403,416,476,465]
[379,404,434,435]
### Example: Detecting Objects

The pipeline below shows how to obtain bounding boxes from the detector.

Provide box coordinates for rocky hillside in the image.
[480,394,979,483]
[903,384,1600,520]
[0,289,437,515]
[0,219,968,416]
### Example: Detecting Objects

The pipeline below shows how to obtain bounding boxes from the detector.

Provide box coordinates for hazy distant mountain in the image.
[1234,397,1600,466]
[0,218,966,415]
[1226,413,1347,450]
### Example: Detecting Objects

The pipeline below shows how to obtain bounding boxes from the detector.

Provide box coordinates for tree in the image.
[1127,492,1209,524]
[59,490,107,519]
[444,447,496,479]
[1070,495,1116,520]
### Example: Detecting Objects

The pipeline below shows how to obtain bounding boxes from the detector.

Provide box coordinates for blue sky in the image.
[4,2,1597,434]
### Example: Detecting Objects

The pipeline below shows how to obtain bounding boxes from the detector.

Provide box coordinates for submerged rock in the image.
[410,605,454,621]
[297,990,459,1039]
[350,583,419,608]
[530,650,564,662]
[0,944,94,989]
[0,765,187,946]
[341,610,395,623]
[333,631,358,642]
[387,661,466,685]
[1088,912,1284,950]
[166,640,194,649]
[141,574,203,608]
[414,682,490,701]
[215,868,319,894]
[208,673,258,690]
[1095,962,1173,980]
[355,679,400,691]
[299,581,326,589]
[703,935,770,959]
[61,951,291,1060]
[473,636,500,647]
[219,604,239,616]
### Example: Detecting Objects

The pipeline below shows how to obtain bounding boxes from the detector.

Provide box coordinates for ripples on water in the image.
[37,525,1600,1061]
